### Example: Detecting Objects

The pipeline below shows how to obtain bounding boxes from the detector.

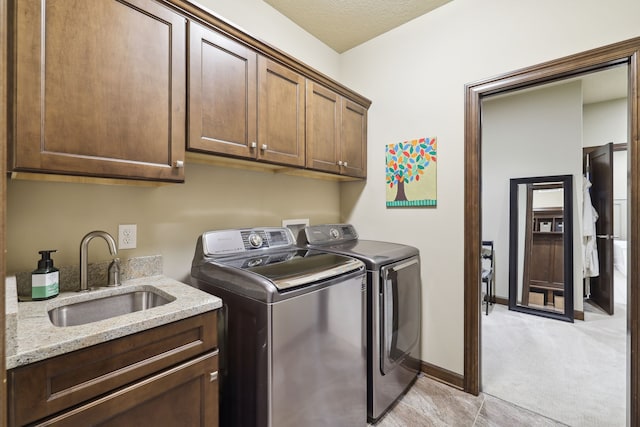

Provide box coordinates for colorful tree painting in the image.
[386,137,437,207]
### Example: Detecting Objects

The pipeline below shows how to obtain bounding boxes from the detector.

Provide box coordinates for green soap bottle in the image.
[31,250,59,300]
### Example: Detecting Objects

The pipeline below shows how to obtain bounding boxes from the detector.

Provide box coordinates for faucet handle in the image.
[108,258,121,287]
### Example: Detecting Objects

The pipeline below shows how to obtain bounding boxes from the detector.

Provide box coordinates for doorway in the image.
[479,69,628,424]
[463,37,639,424]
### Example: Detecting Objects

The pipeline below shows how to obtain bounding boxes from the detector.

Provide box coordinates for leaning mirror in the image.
[508,175,574,322]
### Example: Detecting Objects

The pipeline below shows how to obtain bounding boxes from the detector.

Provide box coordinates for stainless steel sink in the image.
[48,289,174,327]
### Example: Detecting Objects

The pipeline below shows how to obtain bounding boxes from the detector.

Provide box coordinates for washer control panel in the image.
[202,227,295,256]
[304,224,358,245]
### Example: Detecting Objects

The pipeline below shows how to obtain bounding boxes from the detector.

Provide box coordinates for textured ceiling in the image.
[263,0,453,53]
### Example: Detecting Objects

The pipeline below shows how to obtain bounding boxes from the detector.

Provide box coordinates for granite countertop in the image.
[5,275,222,369]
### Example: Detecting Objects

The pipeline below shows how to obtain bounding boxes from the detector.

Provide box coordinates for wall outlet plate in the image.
[282,218,309,239]
[118,224,137,249]
[282,218,310,227]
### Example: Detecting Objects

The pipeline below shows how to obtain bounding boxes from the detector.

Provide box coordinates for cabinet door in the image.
[189,22,257,159]
[13,0,186,182]
[340,100,367,178]
[305,81,341,174]
[257,57,305,166]
[37,352,219,427]
[8,311,217,426]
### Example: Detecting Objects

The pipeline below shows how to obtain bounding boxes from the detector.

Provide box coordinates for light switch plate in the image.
[118,224,137,249]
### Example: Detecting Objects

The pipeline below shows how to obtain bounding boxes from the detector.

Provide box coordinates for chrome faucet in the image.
[79,231,118,291]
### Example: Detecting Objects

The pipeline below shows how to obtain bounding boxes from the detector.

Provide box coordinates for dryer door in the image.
[380,256,421,374]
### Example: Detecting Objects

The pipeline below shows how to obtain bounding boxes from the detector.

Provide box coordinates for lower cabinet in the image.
[35,353,218,427]
[7,311,219,427]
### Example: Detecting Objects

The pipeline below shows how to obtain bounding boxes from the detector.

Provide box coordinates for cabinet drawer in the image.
[8,311,217,426]
[36,351,218,427]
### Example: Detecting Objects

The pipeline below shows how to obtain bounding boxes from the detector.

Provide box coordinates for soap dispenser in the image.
[31,250,59,300]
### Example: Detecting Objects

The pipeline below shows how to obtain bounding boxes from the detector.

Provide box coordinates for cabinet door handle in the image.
[174,160,184,168]
[343,161,348,167]
[250,142,257,149]
[261,144,268,151]
[210,371,218,382]
[337,160,343,166]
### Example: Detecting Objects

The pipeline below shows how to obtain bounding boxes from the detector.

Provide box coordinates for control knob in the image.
[248,233,263,248]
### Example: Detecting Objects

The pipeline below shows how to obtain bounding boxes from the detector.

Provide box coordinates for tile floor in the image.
[373,374,567,426]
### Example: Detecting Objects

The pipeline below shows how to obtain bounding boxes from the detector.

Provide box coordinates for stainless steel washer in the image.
[301,224,422,423]
[190,227,367,427]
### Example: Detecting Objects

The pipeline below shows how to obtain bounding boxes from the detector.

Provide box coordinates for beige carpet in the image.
[481,294,626,426]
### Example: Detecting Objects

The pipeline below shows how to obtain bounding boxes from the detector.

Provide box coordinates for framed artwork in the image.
[385,137,437,207]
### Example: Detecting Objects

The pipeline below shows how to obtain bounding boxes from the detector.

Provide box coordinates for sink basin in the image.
[48,289,174,327]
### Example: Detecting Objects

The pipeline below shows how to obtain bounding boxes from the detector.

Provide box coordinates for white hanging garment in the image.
[583,175,599,278]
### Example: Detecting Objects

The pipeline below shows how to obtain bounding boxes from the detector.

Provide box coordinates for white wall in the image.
[583,98,629,240]
[614,150,628,240]
[481,82,584,310]
[583,98,628,147]
[339,0,640,374]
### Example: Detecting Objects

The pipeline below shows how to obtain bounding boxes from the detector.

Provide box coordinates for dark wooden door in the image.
[305,81,341,174]
[341,100,367,178]
[587,143,614,314]
[38,352,218,426]
[14,0,186,182]
[257,57,305,166]
[188,22,257,159]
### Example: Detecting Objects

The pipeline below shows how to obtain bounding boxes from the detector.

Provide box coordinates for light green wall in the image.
[7,163,340,283]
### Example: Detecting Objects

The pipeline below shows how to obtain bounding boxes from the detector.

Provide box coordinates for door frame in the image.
[1,0,7,423]
[464,37,639,425]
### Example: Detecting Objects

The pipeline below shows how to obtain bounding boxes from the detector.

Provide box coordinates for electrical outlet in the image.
[118,224,137,249]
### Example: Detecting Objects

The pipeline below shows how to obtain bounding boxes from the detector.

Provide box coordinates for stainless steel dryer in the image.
[190,227,367,427]
[301,224,422,423]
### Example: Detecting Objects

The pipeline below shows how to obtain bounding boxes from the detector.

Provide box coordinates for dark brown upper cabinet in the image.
[306,81,341,174]
[340,99,367,178]
[189,24,305,168]
[257,56,306,167]
[188,22,257,159]
[306,82,367,178]
[11,0,187,182]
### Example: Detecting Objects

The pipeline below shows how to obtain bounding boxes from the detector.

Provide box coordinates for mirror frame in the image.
[508,174,574,322]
